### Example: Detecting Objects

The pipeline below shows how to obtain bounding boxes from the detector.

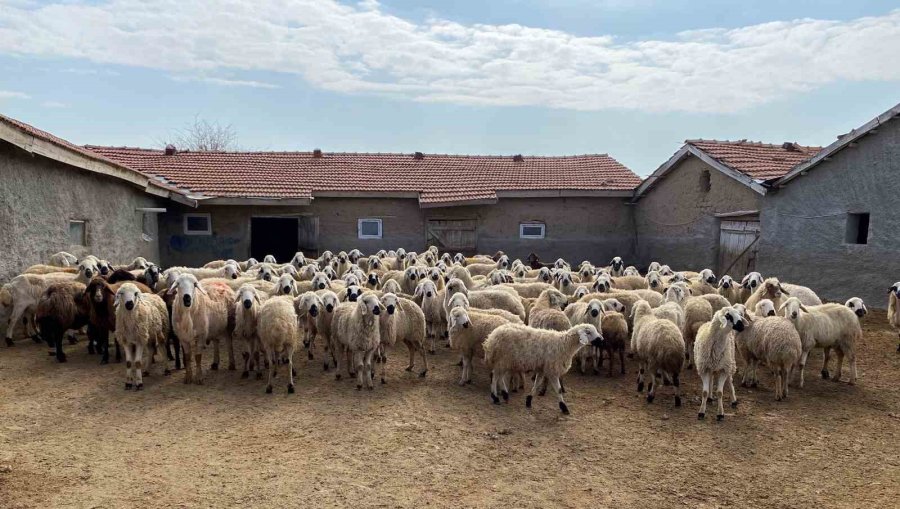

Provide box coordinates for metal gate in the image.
[717,220,760,278]
[426,220,477,254]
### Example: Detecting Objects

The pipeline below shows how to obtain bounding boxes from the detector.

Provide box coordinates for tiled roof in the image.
[687,139,822,180]
[83,147,641,203]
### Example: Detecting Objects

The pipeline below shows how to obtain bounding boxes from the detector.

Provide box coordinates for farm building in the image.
[757,101,900,308]
[631,139,821,276]
[84,147,642,266]
[0,114,194,283]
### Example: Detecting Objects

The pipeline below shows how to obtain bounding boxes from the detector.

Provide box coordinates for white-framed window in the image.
[358,218,383,239]
[519,223,545,239]
[69,220,86,246]
[183,213,212,235]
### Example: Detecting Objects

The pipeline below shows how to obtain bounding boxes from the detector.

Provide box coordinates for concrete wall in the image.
[0,140,163,282]
[634,156,761,271]
[159,196,635,267]
[758,118,900,308]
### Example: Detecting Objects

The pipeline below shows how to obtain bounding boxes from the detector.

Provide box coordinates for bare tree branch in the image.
[160,116,237,151]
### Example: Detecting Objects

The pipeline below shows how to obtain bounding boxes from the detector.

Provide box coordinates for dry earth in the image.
[1,312,898,508]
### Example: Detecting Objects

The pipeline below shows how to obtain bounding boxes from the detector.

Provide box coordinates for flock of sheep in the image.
[0,247,887,420]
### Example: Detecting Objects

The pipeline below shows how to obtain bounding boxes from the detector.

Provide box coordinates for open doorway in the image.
[250,217,299,263]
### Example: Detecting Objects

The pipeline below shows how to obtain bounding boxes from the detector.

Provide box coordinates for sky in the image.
[0,0,898,176]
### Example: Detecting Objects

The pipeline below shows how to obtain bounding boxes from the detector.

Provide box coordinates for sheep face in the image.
[763,278,787,299]
[448,307,470,329]
[223,264,241,280]
[514,267,527,279]
[755,299,776,317]
[320,291,338,313]
[358,294,383,316]
[423,252,435,266]
[87,278,109,304]
[440,253,453,265]
[889,282,900,298]
[168,274,206,308]
[291,252,306,268]
[344,285,363,302]
[716,307,745,331]
[276,274,296,296]
[367,257,382,271]
[624,266,640,277]
[366,272,380,287]
[376,250,388,259]
[845,297,867,317]
[585,299,604,318]
[403,266,419,284]
[343,273,361,287]
[670,272,686,283]
[263,255,277,264]
[659,265,674,276]
[592,276,610,293]
[573,287,589,300]
[699,269,716,285]
[538,267,552,283]
[244,258,259,269]
[114,283,143,311]
[779,297,807,320]
[445,278,468,298]
[381,293,399,315]
[647,262,661,273]
[742,272,763,290]
[235,285,260,310]
[427,267,444,284]
[337,251,349,264]
[556,271,573,289]
[602,298,625,314]
[321,251,334,263]
[97,260,112,276]
[322,266,337,280]
[78,259,99,280]
[489,270,511,285]
[312,273,330,291]
[404,252,418,267]
[554,258,567,269]
[718,275,734,289]
[646,271,662,289]
[415,280,438,299]
[295,292,323,318]
[546,289,568,310]
[395,248,407,258]
[348,249,362,264]
[496,255,510,270]
[382,279,402,295]
[428,245,439,256]
[131,257,149,270]
[579,264,596,279]
[665,285,687,304]
[576,324,604,348]
[610,257,624,271]
[447,292,469,311]
[257,265,276,282]
[453,253,466,265]
[144,264,160,287]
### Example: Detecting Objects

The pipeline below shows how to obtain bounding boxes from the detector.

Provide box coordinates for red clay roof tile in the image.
[687,139,822,180]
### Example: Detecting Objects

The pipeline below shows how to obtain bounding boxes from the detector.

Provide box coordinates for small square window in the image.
[358,218,382,239]
[184,213,212,235]
[69,220,86,246]
[519,223,545,239]
[845,213,869,245]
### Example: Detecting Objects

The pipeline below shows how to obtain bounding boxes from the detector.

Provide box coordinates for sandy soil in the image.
[1,312,898,509]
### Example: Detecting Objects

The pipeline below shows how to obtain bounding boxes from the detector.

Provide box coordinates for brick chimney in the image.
[164,144,177,156]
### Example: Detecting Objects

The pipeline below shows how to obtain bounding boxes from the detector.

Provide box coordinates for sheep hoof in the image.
[228,363,236,371]
[367,385,373,391]
[4,338,13,347]
[525,395,533,408]
[646,394,655,404]
[674,396,682,407]
[731,400,738,408]
[256,372,263,380]
[707,397,714,403]
[323,362,330,371]
[538,390,546,397]
[663,379,672,386]
[47,350,55,356]
[686,363,693,370]
[307,351,314,360]
[381,378,386,384]
[405,365,413,372]
[821,369,829,380]
[697,412,705,420]
[241,371,249,379]
[419,370,427,378]
[501,390,509,402]
[455,360,463,367]
[897,343,900,352]
[559,402,570,415]
[750,381,758,388]
[99,357,109,365]
[125,383,132,390]
[266,385,273,394]
[465,379,471,385]
[292,368,297,377]
[210,363,219,371]
[87,344,96,354]
[637,381,644,392]
[491,393,500,404]
[57,354,67,363]
[335,374,342,381]
[356,384,362,391]
[716,414,724,421]
[626,353,634,359]
[163,369,172,376]
[428,350,435,355]
[67,336,78,345]
[287,384,295,394]
[135,384,143,391]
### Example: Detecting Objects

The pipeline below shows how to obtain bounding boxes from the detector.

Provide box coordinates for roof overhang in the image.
[631,144,767,202]
[0,119,197,207]
[419,197,499,209]
[773,102,900,187]
[198,196,313,206]
[496,189,634,198]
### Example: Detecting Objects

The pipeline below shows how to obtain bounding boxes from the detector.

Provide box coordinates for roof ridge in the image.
[86,145,616,159]
[686,138,822,150]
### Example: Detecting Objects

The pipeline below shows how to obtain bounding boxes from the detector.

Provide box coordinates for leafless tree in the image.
[162,116,237,151]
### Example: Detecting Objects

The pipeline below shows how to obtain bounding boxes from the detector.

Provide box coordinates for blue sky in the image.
[0,0,898,176]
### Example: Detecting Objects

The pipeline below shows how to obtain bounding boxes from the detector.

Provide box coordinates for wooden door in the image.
[717,220,760,278]
[426,220,477,254]
[298,216,319,257]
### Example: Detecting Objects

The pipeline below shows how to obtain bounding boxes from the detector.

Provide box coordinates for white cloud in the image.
[0,90,29,100]
[169,75,280,89]
[41,100,68,108]
[0,1,897,113]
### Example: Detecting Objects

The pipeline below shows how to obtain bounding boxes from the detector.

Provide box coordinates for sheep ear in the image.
[194,283,208,295]
[113,294,120,307]
[717,312,728,327]
[167,281,178,295]
[799,304,809,313]
[779,286,790,295]
[778,301,787,311]
[134,292,143,303]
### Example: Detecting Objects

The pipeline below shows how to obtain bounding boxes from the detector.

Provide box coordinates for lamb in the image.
[744,277,790,315]
[717,275,742,305]
[293,291,323,361]
[623,266,640,277]
[565,299,604,374]
[168,274,236,384]
[113,283,169,390]
[263,255,277,264]
[414,280,444,354]
[35,281,90,363]
[694,307,744,420]
[630,300,685,407]
[84,277,155,364]
[734,314,802,401]
[233,284,265,380]
[645,271,664,294]
[315,290,340,370]
[447,307,516,385]
[754,299,777,317]
[257,296,300,394]
[740,272,764,302]
[665,282,713,369]
[527,288,571,331]
[889,282,900,352]
[377,293,428,381]
[780,297,860,386]
[331,293,383,390]
[4,272,85,346]
[598,308,629,376]
[608,256,625,277]
[443,278,526,322]
[48,251,78,267]
[483,323,604,414]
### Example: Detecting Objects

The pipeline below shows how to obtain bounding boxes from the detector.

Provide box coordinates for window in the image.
[519,223,545,239]
[183,213,212,235]
[141,213,154,242]
[845,213,869,245]
[699,169,711,193]
[68,220,86,246]
[358,218,382,239]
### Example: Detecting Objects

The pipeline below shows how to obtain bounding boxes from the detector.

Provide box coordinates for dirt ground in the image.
[1,312,898,509]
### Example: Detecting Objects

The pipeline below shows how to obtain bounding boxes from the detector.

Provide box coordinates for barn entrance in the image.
[426,219,477,255]
[717,218,760,278]
[250,216,299,263]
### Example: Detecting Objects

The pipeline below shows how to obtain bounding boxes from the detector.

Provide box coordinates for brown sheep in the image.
[35,281,90,363]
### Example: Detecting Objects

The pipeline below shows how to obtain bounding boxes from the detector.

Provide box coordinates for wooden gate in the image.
[298,216,319,258]
[426,220,477,254]
[717,220,760,278]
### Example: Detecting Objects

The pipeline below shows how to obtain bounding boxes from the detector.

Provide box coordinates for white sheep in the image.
[233,284,265,380]
[780,297,860,386]
[114,283,169,390]
[447,307,517,386]
[734,314,802,401]
[565,299,605,375]
[845,297,867,318]
[47,251,78,267]
[168,274,235,384]
[443,278,526,322]
[414,280,444,354]
[294,291,324,361]
[608,256,625,277]
[780,283,823,306]
[528,288,571,331]
[378,292,428,381]
[484,323,604,414]
[889,283,900,353]
[331,294,383,390]
[630,300,685,407]
[258,296,299,394]
[315,290,340,370]
[717,275,742,305]
[694,307,744,420]
[263,255,277,264]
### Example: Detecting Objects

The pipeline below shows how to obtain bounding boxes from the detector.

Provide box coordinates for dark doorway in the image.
[251,217,299,263]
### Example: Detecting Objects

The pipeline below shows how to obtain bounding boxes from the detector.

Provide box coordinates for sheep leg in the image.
[726,374,738,408]
[5,303,28,346]
[226,334,236,371]
[241,350,251,379]
[95,326,111,364]
[458,356,468,386]
[698,372,711,419]
[832,349,844,383]
[636,364,645,392]
[714,372,727,421]
[266,349,276,394]
[550,377,569,415]
[847,349,857,385]
[211,338,220,371]
[673,373,682,407]
[354,350,365,390]
[134,344,145,390]
[380,346,388,385]
[526,374,543,408]
[646,370,657,403]
[366,349,376,389]
[821,346,831,379]
[182,341,193,384]
[172,334,182,370]
[774,368,784,401]
[618,348,626,375]
[286,345,296,393]
[417,341,429,377]
[490,369,502,404]
[158,340,170,376]
[796,348,809,387]
[123,343,134,389]
[193,341,203,385]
